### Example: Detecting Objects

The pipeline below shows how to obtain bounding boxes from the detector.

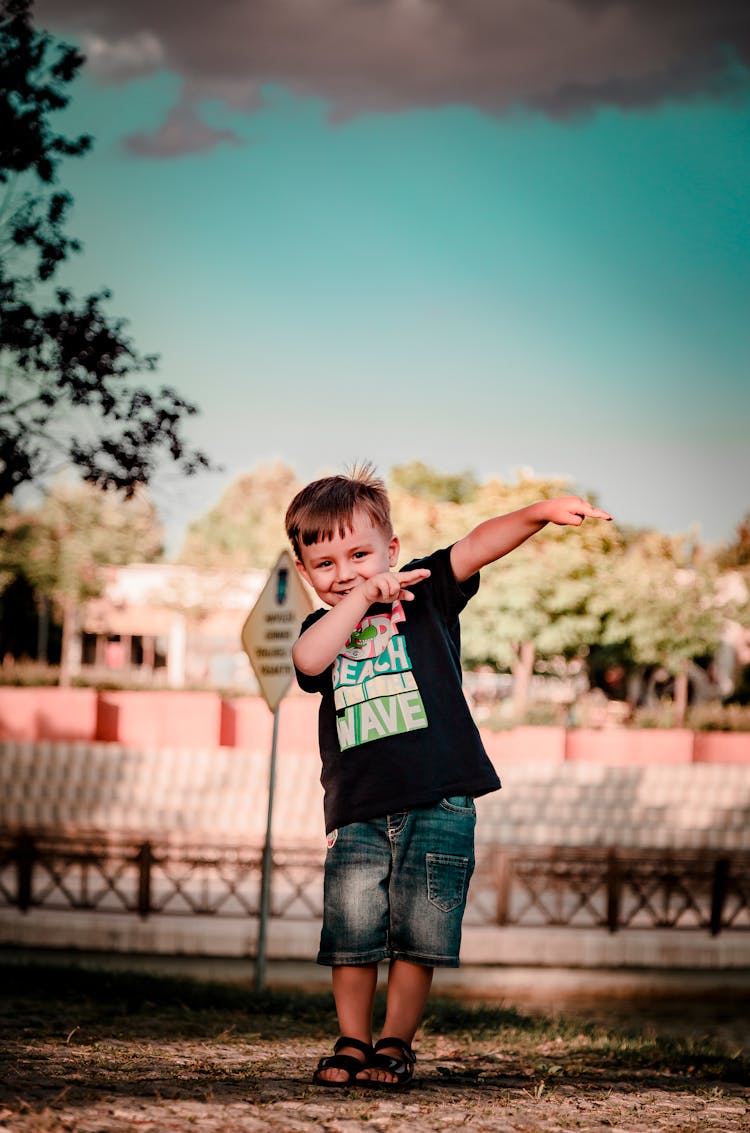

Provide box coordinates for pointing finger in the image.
[395,569,431,584]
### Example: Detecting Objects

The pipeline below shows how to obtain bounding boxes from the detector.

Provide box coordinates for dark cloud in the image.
[36,0,750,155]
[123,96,244,159]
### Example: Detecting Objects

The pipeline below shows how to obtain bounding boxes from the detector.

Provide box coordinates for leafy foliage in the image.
[19,478,163,607]
[460,477,619,668]
[0,477,162,679]
[390,460,478,505]
[591,532,723,675]
[717,512,750,569]
[0,0,212,498]
[390,470,619,679]
[178,461,300,571]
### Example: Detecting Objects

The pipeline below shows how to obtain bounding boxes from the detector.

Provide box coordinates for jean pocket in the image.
[426,852,470,912]
[440,795,475,814]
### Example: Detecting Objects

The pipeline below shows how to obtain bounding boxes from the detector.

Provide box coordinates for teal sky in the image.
[46,23,750,551]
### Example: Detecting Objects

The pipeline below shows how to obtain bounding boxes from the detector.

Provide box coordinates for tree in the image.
[717,513,750,570]
[178,462,300,571]
[390,469,619,720]
[21,478,163,683]
[591,532,723,724]
[455,477,619,719]
[0,496,27,595]
[390,461,478,505]
[0,0,211,499]
[0,496,43,660]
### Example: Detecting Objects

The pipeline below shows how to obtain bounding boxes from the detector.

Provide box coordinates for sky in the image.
[32,0,750,552]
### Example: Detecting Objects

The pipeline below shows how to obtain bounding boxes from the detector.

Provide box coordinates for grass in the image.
[2,960,747,1079]
[1,959,748,1132]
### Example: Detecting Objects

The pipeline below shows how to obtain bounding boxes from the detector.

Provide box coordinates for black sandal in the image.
[359,1036,416,1089]
[312,1036,373,1087]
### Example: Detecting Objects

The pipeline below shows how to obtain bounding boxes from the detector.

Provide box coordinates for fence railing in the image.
[472,846,750,935]
[1,828,748,935]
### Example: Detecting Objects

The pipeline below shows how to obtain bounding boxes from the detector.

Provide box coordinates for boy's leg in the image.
[315,818,392,1083]
[356,959,433,1083]
[355,799,475,1084]
[316,963,379,1084]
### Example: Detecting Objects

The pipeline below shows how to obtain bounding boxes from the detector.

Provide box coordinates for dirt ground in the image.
[1,959,749,1133]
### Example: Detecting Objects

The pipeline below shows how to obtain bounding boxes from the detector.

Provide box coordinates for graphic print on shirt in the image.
[333,601,428,750]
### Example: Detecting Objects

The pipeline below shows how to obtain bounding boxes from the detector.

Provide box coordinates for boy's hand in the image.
[451,494,613,582]
[541,496,613,526]
[361,568,431,604]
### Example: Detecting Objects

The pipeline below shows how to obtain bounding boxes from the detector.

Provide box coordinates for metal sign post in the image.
[255,705,279,993]
[241,550,312,992]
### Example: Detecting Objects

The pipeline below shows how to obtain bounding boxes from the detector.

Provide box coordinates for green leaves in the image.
[178,462,300,572]
[18,479,163,606]
[0,0,213,498]
[592,533,723,675]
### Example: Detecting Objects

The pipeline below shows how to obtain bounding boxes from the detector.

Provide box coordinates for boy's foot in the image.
[313,1036,372,1087]
[355,1036,416,1088]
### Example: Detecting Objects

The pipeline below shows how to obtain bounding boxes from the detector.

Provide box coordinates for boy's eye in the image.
[353,550,368,559]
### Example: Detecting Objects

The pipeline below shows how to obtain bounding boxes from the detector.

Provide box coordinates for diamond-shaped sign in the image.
[241,550,313,712]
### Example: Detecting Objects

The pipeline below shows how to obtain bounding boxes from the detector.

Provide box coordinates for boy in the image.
[285,466,611,1088]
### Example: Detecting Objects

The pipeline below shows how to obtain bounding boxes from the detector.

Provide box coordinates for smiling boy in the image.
[285,465,611,1088]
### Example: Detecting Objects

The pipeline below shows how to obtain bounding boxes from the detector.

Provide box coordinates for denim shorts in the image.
[317,796,476,968]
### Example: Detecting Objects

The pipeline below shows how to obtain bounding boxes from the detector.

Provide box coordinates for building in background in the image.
[77,564,266,691]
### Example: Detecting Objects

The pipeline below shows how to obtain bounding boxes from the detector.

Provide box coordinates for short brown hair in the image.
[285,463,392,560]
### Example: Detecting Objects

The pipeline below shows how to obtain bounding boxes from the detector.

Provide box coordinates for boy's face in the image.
[295,507,399,607]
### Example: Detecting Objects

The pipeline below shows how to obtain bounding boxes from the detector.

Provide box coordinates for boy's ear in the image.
[388,534,400,567]
[295,558,312,587]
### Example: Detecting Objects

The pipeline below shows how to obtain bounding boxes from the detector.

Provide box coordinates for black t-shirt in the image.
[295,546,501,833]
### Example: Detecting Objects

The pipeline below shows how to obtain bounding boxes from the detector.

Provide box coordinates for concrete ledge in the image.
[2,908,749,969]
[460,924,750,969]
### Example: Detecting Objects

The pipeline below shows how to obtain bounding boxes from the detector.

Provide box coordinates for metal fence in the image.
[473,846,750,934]
[1,828,748,935]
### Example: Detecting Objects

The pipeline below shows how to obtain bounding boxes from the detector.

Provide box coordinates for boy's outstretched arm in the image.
[450,496,612,583]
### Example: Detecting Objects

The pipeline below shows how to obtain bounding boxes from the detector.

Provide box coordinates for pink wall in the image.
[694,732,750,763]
[565,728,695,765]
[480,726,566,764]
[0,688,749,762]
[220,696,274,749]
[0,687,98,742]
[96,691,223,748]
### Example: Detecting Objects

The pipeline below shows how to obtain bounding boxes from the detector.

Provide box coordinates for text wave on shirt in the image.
[332,633,428,750]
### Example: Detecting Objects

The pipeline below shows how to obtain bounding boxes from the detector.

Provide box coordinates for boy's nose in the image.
[335,562,355,583]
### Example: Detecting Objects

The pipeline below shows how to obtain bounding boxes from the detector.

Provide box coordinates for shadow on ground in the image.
[1,960,748,1133]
